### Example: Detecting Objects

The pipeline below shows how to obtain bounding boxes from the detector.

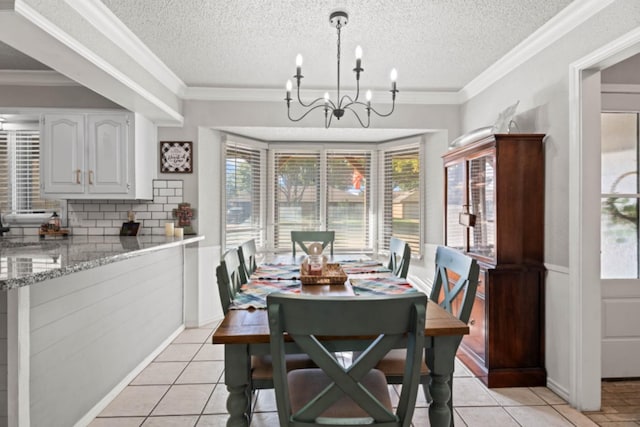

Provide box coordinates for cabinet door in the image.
[468,154,496,259]
[42,115,85,194]
[445,160,466,251]
[87,114,130,194]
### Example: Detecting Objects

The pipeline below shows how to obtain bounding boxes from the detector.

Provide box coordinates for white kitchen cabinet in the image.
[41,111,156,199]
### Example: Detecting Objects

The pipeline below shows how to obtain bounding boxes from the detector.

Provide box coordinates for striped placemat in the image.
[350,276,420,296]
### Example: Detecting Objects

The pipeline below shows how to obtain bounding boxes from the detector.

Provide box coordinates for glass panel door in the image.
[445,161,465,251]
[468,155,495,259]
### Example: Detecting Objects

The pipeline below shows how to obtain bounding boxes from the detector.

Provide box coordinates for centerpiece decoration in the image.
[172,202,196,235]
[300,242,347,285]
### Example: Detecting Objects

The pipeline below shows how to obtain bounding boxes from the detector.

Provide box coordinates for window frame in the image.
[223,136,268,250]
[0,124,66,226]
[377,137,424,258]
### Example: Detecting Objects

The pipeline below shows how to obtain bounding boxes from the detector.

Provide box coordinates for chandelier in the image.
[284,10,398,128]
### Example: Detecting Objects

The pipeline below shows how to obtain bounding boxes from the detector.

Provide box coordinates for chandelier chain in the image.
[336,21,341,104]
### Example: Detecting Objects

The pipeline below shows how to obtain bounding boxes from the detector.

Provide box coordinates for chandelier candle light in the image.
[285,10,398,128]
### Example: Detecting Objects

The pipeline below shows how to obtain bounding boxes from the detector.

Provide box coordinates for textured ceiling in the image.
[99,0,574,92]
[0,0,577,141]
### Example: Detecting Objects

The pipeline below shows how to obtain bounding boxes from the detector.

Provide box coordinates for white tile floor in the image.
[89,323,603,427]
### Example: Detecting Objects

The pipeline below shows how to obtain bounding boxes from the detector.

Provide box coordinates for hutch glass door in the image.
[468,155,495,259]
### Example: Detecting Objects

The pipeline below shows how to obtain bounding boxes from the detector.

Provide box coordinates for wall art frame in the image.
[160,141,193,173]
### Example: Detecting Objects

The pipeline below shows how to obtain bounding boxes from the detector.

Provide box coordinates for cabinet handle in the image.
[469,319,476,326]
[75,169,81,184]
[89,170,94,185]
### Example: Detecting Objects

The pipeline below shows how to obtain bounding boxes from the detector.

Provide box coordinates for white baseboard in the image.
[74,325,185,427]
[547,376,571,403]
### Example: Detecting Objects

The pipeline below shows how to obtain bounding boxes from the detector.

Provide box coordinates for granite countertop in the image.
[0,234,204,290]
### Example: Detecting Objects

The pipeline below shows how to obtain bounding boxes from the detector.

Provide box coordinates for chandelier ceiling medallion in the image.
[284,10,398,128]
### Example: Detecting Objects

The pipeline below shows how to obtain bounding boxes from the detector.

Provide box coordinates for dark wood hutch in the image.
[443,133,546,387]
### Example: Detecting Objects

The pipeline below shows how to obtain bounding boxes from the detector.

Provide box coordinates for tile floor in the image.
[89,323,638,427]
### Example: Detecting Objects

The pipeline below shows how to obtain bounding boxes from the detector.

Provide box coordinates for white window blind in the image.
[326,151,371,251]
[382,145,421,254]
[225,142,264,249]
[273,152,321,249]
[0,130,61,219]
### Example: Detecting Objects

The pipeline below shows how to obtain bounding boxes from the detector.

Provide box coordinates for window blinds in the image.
[225,142,264,248]
[382,145,421,254]
[273,152,321,249]
[0,130,59,216]
[325,151,371,251]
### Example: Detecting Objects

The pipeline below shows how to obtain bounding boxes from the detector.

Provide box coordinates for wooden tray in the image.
[300,261,347,285]
[39,229,70,239]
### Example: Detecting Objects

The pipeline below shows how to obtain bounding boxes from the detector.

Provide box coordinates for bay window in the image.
[223,137,423,256]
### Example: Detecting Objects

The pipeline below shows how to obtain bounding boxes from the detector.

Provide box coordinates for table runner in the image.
[230,279,301,309]
[350,276,419,296]
[341,262,392,275]
[231,273,419,309]
[251,260,392,280]
[250,263,300,280]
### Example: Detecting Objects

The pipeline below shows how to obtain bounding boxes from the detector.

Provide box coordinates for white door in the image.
[600,111,640,378]
[41,114,85,194]
[87,114,130,195]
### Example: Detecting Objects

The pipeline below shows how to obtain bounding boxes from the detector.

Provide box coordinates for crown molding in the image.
[64,0,187,96]
[182,86,462,105]
[459,0,616,103]
[0,70,78,86]
[14,0,183,124]
[65,0,186,96]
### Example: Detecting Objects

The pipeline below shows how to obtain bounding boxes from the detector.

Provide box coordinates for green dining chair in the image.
[388,236,411,278]
[238,238,258,284]
[291,230,335,257]
[375,245,479,423]
[215,249,317,407]
[267,293,426,427]
[216,248,244,314]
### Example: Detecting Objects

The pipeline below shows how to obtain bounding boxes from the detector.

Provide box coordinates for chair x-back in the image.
[267,293,427,427]
[388,237,411,278]
[291,231,335,257]
[216,248,244,314]
[375,245,479,416]
[238,238,258,284]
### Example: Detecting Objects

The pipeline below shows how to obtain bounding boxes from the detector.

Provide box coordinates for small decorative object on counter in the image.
[48,212,61,231]
[0,211,10,236]
[174,227,184,238]
[172,202,197,235]
[39,212,69,239]
[164,222,174,237]
[119,221,140,236]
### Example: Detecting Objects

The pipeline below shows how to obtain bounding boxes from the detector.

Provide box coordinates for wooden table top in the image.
[213,299,469,345]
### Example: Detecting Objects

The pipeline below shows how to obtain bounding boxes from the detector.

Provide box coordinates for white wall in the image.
[0,85,120,109]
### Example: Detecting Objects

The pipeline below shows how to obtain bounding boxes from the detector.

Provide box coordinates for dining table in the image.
[212,255,469,427]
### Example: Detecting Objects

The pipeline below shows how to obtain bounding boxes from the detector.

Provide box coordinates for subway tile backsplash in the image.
[67,180,184,236]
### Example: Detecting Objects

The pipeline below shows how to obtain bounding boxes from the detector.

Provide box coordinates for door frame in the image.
[569,27,640,410]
